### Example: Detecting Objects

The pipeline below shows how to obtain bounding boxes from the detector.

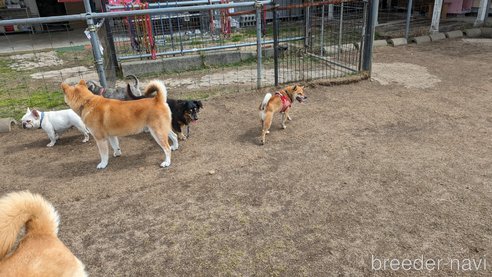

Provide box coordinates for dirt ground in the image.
[1,39,492,276]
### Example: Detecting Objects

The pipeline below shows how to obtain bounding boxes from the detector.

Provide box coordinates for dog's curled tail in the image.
[126,74,139,88]
[144,80,167,103]
[259,93,272,121]
[0,191,60,259]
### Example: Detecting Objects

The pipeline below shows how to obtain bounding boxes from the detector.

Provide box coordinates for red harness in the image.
[275,91,291,113]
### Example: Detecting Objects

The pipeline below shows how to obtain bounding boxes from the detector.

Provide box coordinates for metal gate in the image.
[272,0,368,85]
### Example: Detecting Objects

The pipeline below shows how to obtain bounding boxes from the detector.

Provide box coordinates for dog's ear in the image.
[292,85,298,91]
[195,100,203,109]
[61,83,70,93]
[26,107,31,113]
[78,79,87,86]
[31,109,40,119]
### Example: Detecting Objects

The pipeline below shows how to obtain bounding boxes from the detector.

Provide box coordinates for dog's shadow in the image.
[4,140,47,155]
[237,127,262,146]
[57,152,150,178]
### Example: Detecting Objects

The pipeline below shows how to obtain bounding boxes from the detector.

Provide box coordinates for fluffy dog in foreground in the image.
[259,85,306,145]
[0,191,87,276]
[127,87,203,140]
[21,108,90,147]
[61,79,178,169]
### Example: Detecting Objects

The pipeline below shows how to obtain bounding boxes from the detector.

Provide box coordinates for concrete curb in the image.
[410,36,431,44]
[0,118,17,133]
[373,40,388,47]
[463,28,482,37]
[387,38,407,47]
[430,32,446,41]
[480,28,492,38]
[445,30,464,39]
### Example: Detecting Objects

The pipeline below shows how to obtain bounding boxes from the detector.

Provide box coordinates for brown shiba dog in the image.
[61,80,178,169]
[258,85,306,145]
[0,191,87,276]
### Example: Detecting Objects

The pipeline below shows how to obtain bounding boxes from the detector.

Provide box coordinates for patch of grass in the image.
[183,91,210,100]
[0,90,67,119]
[55,45,86,53]
[55,47,94,68]
[230,33,245,42]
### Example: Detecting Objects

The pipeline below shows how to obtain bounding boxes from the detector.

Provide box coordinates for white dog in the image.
[21,108,90,147]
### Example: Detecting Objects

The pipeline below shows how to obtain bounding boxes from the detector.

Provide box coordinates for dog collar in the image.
[275,91,291,113]
[39,112,45,129]
[99,87,106,96]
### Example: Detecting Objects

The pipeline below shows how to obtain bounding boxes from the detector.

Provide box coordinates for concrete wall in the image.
[121,48,273,77]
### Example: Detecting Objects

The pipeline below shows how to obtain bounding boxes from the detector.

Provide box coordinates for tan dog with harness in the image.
[258,85,306,145]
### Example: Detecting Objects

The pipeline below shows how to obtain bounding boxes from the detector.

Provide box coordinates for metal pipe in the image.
[361,0,379,73]
[358,0,368,71]
[305,4,310,50]
[272,1,279,87]
[256,1,263,89]
[320,5,325,56]
[0,1,273,26]
[338,3,344,59]
[117,36,305,61]
[83,0,107,88]
[107,0,222,10]
[0,14,85,26]
[404,0,413,40]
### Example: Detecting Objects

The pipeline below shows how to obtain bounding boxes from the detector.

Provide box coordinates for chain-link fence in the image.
[274,0,367,84]
[0,0,377,120]
[376,0,491,40]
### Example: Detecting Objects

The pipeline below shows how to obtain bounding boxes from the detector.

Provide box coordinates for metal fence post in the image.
[320,5,325,56]
[272,0,279,87]
[338,3,344,59]
[83,0,107,88]
[405,0,413,40]
[256,1,263,89]
[474,0,491,27]
[430,0,443,33]
[362,0,379,74]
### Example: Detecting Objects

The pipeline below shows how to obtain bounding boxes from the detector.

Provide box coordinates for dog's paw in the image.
[82,137,89,143]
[113,149,122,157]
[266,130,270,134]
[171,145,179,151]
[287,116,292,121]
[281,125,287,129]
[160,161,171,168]
[47,142,55,147]
[96,161,108,169]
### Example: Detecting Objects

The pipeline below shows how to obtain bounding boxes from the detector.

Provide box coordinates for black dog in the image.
[127,85,203,140]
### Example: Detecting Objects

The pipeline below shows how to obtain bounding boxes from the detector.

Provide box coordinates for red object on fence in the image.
[220,0,231,37]
[144,2,157,60]
[4,25,15,32]
[209,0,215,34]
